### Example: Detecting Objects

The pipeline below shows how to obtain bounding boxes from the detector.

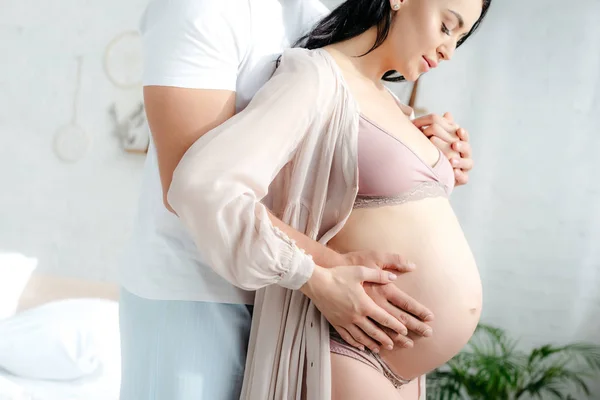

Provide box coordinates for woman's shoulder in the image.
[276,48,339,83]
[270,48,360,120]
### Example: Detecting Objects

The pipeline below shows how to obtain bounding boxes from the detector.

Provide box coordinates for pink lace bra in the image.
[355,115,455,208]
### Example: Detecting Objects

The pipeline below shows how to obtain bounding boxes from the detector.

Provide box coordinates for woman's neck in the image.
[325,27,393,85]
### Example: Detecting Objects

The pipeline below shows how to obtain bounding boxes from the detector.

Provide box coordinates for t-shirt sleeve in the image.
[139,0,251,90]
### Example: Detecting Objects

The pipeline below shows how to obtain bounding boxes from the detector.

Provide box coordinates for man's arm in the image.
[145,86,236,212]
[140,0,251,210]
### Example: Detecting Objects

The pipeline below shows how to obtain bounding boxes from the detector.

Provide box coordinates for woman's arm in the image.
[167,53,339,291]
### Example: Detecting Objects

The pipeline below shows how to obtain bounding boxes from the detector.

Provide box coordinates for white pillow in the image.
[0,298,120,381]
[0,252,37,320]
[0,376,31,400]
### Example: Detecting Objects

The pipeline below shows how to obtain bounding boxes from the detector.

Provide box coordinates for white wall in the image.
[0,0,148,281]
[415,0,600,350]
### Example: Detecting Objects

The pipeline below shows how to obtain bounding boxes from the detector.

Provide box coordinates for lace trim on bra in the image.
[354,182,448,209]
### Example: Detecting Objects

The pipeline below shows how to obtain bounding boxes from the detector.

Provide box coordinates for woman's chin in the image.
[401,69,421,82]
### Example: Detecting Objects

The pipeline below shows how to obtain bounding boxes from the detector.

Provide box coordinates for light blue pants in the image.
[118,288,252,400]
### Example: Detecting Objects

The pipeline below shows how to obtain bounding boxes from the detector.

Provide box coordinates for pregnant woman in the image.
[317,1,487,398]
[327,100,482,398]
[167,0,491,398]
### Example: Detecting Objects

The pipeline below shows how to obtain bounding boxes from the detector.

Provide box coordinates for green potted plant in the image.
[427,324,600,399]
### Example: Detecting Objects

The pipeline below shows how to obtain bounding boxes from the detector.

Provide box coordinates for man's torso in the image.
[120,0,329,304]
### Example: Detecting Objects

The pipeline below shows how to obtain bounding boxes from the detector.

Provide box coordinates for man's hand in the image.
[412,112,473,186]
[341,250,416,274]
[363,282,434,349]
[334,251,434,349]
[300,264,407,354]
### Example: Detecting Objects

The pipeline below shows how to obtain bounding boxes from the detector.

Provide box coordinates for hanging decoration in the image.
[53,56,91,163]
[103,30,143,89]
[109,102,149,154]
[103,30,149,154]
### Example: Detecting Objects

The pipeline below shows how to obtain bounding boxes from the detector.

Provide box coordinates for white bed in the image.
[0,274,121,400]
[0,369,120,400]
[2,269,426,400]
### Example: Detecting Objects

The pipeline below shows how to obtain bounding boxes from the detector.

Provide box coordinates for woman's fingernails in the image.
[404,340,414,348]
[423,328,433,337]
[372,347,380,353]
[386,344,394,351]
[388,273,398,281]
[452,159,460,167]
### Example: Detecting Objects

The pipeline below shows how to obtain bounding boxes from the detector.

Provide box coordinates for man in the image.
[118,1,474,399]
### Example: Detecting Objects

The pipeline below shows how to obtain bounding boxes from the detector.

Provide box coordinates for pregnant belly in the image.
[327,197,483,380]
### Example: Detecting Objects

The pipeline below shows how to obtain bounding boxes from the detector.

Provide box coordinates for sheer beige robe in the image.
[169,47,425,399]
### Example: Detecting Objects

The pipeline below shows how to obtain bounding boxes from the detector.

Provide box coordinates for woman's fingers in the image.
[333,325,365,351]
[346,323,383,353]
[422,123,458,143]
[359,266,398,284]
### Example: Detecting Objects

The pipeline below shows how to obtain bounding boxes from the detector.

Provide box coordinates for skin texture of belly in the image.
[327,197,483,380]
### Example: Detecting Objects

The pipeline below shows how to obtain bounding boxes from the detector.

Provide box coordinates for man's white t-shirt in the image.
[119,0,329,304]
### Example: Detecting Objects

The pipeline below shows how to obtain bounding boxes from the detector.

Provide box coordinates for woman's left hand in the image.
[412,112,473,186]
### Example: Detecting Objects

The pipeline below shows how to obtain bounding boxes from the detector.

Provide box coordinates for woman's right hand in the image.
[300,265,406,353]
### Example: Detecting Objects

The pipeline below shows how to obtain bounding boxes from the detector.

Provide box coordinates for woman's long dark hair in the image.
[294,0,492,82]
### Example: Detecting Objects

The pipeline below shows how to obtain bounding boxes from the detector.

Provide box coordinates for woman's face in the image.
[385,0,483,81]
